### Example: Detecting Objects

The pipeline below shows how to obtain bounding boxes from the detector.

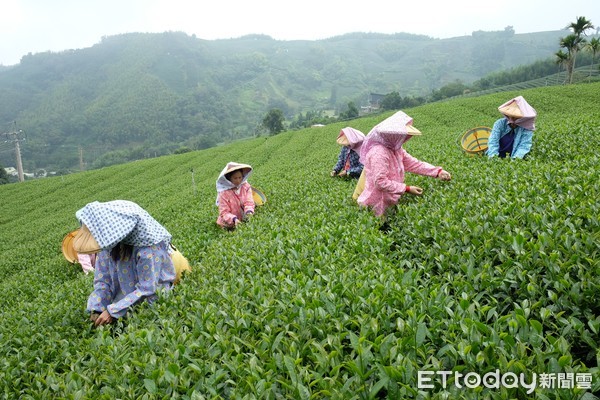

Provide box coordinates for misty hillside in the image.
[0,29,568,171]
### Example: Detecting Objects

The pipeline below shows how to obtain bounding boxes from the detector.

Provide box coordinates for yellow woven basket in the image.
[460,126,491,155]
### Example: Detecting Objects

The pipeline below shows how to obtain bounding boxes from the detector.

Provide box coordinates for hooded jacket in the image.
[215,162,255,227]
[357,111,444,216]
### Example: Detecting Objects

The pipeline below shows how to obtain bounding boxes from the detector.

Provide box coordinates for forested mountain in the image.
[0,29,567,172]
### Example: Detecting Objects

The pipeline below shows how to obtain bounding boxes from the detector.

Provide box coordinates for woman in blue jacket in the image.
[487,96,537,159]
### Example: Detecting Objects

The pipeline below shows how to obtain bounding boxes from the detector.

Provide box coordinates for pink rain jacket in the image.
[357,111,444,217]
[217,183,255,228]
[357,146,442,216]
[215,162,255,228]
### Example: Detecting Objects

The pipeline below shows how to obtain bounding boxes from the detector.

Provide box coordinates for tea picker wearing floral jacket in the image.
[73,200,176,327]
[331,127,365,179]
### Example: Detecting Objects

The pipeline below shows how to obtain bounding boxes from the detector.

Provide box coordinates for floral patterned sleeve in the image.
[106,246,161,318]
[332,147,348,173]
[87,250,115,313]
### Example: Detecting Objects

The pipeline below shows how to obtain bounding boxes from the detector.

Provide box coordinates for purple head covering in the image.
[337,127,366,152]
[359,111,417,164]
[498,96,537,131]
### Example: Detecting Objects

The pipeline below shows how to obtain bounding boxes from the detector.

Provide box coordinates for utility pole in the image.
[14,139,24,182]
[1,123,25,182]
[79,146,84,171]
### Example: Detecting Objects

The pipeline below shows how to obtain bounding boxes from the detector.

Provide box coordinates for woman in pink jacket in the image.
[216,162,255,229]
[357,111,451,230]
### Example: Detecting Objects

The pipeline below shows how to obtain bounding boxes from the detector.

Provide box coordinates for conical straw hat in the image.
[61,229,80,263]
[224,162,252,177]
[72,224,101,254]
[336,134,350,146]
[406,124,422,135]
[498,101,523,119]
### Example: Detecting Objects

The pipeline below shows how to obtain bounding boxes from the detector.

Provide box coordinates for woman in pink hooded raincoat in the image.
[216,162,255,229]
[357,111,451,228]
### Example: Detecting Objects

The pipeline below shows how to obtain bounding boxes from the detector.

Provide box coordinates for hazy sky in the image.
[1,0,599,66]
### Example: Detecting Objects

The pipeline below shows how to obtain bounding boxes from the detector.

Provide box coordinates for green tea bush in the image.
[0,83,598,399]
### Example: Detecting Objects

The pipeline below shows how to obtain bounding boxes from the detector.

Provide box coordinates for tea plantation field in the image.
[0,83,599,399]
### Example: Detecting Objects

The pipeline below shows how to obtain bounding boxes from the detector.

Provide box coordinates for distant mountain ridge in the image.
[0,29,567,171]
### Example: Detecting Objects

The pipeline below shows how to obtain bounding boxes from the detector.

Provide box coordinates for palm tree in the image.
[559,16,595,83]
[555,50,569,84]
[559,34,583,83]
[585,37,600,77]
[566,16,595,37]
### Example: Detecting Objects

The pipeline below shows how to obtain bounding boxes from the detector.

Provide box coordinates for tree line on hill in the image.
[0,23,595,176]
[264,18,599,133]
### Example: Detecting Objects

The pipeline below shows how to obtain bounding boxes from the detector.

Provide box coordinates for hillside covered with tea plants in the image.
[0,83,599,399]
